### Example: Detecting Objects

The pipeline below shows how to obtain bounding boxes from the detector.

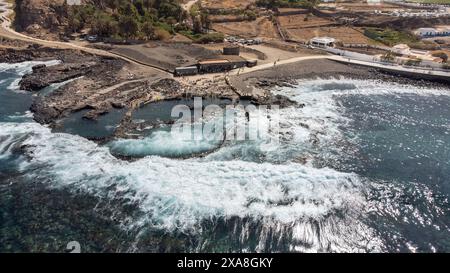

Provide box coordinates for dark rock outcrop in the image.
[19,63,94,91]
[14,0,68,37]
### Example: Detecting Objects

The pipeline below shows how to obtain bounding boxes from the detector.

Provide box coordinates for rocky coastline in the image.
[3,46,449,144]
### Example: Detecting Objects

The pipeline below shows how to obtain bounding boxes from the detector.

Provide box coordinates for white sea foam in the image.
[0,60,61,74]
[1,60,61,90]
[109,126,222,157]
[0,121,381,251]
[40,76,83,95]
[8,77,445,252]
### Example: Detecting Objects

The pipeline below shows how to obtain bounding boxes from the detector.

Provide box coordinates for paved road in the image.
[331,56,450,78]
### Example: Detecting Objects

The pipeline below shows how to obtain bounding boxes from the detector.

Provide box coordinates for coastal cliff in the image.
[14,0,68,39]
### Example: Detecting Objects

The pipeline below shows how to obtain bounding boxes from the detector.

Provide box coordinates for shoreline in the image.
[2,46,450,146]
[233,58,450,90]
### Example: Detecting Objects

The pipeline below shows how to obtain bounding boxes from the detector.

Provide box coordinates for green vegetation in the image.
[364,28,419,47]
[179,31,224,44]
[66,0,187,40]
[255,0,320,9]
[405,59,422,66]
[380,51,396,62]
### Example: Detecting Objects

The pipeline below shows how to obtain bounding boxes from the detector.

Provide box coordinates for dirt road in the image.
[182,0,199,11]
[0,0,171,76]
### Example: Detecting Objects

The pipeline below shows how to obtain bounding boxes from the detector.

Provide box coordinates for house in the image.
[435,26,450,36]
[198,56,248,74]
[174,66,198,77]
[198,60,234,74]
[414,26,450,37]
[414,28,437,37]
[309,37,336,48]
[389,44,442,65]
[223,46,240,56]
[391,44,411,55]
[66,0,83,5]
[367,0,382,5]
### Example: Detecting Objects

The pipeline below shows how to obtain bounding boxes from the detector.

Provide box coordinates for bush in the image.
[405,59,422,66]
[154,28,171,40]
[244,10,257,21]
[64,0,182,40]
[179,31,224,44]
[196,33,225,44]
[364,27,418,46]
[432,52,448,62]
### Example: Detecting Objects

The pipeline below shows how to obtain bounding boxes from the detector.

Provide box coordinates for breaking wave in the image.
[0,60,61,90]
[108,126,222,158]
[1,67,449,252]
[0,121,382,252]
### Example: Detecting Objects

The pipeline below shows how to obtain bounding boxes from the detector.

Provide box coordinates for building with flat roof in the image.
[174,66,198,77]
[414,26,450,37]
[310,37,336,48]
[198,56,248,74]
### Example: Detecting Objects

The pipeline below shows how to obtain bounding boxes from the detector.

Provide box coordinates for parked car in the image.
[87,35,98,42]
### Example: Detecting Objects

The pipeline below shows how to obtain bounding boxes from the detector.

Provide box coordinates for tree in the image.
[119,2,139,18]
[106,0,120,12]
[67,16,82,33]
[134,0,147,17]
[119,16,140,39]
[158,1,182,19]
[143,0,155,11]
[304,0,320,11]
[200,11,211,30]
[141,21,155,40]
[192,15,203,34]
[92,12,119,37]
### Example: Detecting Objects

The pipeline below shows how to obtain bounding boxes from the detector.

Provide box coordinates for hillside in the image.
[14,0,68,39]
[12,0,189,41]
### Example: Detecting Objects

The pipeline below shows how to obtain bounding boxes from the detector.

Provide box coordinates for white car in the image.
[87,35,98,42]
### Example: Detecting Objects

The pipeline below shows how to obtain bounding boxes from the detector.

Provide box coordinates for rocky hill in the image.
[14,0,68,39]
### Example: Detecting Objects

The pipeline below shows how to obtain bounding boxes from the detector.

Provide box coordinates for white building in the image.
[310,37,336,48]
[367,0,382,5]
[414,26,450,37]
[66,0,82,5]
[391,44,411,55]
[390,44,442,63]
[414,28,437,37]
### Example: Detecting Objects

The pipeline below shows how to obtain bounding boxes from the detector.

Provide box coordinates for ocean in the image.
[0,61,449,253]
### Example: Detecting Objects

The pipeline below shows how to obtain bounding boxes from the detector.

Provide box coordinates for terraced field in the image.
[212,17,280,39]
[202,0,256,9]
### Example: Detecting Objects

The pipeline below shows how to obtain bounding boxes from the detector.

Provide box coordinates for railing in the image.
[319,46,449,73]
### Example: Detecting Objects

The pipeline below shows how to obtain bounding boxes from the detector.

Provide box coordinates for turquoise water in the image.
[0,62,449,252]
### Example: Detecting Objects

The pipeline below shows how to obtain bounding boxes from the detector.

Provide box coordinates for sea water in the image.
[0,62,449,252]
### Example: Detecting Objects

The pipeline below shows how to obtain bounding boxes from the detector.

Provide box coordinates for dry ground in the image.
[277,13,371,44]
[111,42,221,72]
[278,14,335,29]
[286,26,371,44]
[202,0,256,9]
[212,17,280,39]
